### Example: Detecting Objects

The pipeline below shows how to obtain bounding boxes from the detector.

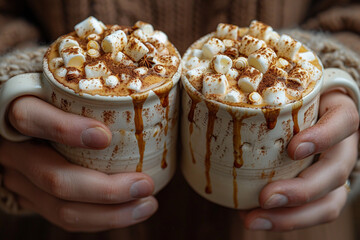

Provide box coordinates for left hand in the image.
[241,90,359,231]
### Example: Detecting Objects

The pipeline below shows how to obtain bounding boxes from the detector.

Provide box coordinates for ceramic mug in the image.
[0,50,182,194]
[181,36,360,209]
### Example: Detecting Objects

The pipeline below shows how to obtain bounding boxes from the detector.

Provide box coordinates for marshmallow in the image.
[287,67,310,88]
[248,20,273,42]
[87,49,100,58]
[269,65,288,79]
[66,68,81,79]
[234,57,248,69]
[224,90,242,103]
[87,33,101,41]
[134,21,154,35]
[202,38,225,59]
[266,31,280,47]
[297,51,316,62]
[61,46,86,68]
[133,29,147,42]
[58,38,79,54]
[262,82,287,105]
[121,74,132,82]
[223,39,237,48]
[123,37,149,62]
[186,67,205,82]
[115,51,134,65]
[144,42,157,57]
[85,61,111,78]
[300,61,322,80]
[275,57,290,69]
[75,16,106,38]
[87,40,100,50]
[239,35,266,56]
[102,30,127,53]
[212,55,232,74]
[202,74,228,96]
[79,78,103,91]
[154,65,167,76]
[248,47,277,73]
[248,92,263,105]
[105,75,119,88]
[134,67,148,76]
[237,67,263,92]
[55,67,67,78]
[191,49,203,58]
[226,68,239,80]
[50,57,64,69]
[127,79,142,92]
[238,27,249,37]
[216,23,239,40]
[185,56,200,70]
[148,31,168,44]
[286,88,302,100]
[275,34,301,60]
[223,47,239,58]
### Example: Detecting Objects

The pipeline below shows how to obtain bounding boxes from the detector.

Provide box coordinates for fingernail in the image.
[249,218,273,230]
[294,142,315,160]
[81,127,111,148]
[264,194,288,209]
[130,180,153,198]
[132,201,156,220]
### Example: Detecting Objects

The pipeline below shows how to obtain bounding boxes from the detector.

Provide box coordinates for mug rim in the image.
[181,32,324,113]
[42,42,182,103]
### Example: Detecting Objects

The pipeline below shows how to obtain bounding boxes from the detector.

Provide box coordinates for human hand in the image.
[0,96,158,232]
[241,90,359,231]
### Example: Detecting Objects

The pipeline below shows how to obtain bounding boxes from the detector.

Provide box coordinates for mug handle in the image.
[0,73,46,142]
[322,68,360,114]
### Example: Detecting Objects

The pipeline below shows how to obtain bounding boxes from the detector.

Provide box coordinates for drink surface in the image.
[182,21,323,107]
[46,17,180,96]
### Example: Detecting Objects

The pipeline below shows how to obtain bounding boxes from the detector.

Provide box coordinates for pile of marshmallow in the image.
[50,16,178,92]
[183,21,322,106]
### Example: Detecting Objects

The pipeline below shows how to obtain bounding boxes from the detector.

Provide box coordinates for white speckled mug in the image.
[181,36,360,209]
[0,52,181,194]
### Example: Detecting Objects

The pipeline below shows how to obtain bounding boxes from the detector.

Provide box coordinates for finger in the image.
[4,170,157,232]
[260,131,358,209]
[8,96,111,149]
[244,186,347,231]
[288,91,359,160]
[1,141,154,204]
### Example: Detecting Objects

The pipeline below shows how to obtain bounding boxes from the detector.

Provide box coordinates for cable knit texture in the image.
[0,29,360,214]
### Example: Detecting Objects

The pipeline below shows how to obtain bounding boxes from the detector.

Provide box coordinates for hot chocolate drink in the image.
[180,21,358,209]
[46,16,180,97]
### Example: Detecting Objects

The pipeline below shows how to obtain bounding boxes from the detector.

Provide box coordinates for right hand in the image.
[0,96,158,232]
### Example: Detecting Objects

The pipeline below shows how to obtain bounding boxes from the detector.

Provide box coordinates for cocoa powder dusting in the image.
[102,110,115,125]
[60,99,71,111]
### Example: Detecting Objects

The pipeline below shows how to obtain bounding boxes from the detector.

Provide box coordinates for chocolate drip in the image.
[228,110,255,208]
[154,85,172,170]
[204,101,219,194]
[188,95,200,164]
[292,101,303,135]
[132,96,148,172]
[262,108,280,130]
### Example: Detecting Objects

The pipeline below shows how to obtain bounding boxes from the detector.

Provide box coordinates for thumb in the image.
[8,96,112,149]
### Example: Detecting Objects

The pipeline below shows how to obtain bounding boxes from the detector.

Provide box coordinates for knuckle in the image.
[42,171,69,199]
[56,204,78,231]
[323,204,341,223]
[99,184,121,203]
[52,122,68,144]
[9,100,30,133]
[344,106,359,132]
